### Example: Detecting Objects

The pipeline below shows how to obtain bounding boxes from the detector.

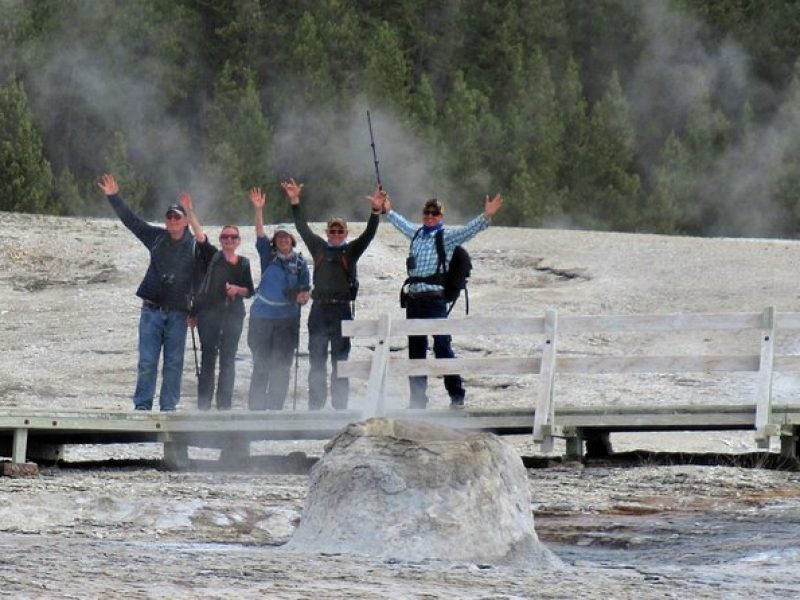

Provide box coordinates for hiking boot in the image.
[449,396,465,409]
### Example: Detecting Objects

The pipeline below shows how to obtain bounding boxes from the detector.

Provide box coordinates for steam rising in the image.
[629,1,800,236]
[5,0,800,233]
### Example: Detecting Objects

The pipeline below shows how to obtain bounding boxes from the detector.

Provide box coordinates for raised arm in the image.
[283,178,324,253]
[98,173,160,246]
[178,192,206,243]
[383,192,419,239]
[440,192,504,249]
[347,186,385,259]
[249,187,267,238]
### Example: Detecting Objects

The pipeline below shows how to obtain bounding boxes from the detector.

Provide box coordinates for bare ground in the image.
[2,210,800,597]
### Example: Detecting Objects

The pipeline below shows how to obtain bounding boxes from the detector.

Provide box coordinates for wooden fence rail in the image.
[340,307,800,456]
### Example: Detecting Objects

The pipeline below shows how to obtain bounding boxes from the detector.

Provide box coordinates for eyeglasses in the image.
[165,213,184,221]
[327,228,346,235]
[220,234,239,241]
[422,209,441,216]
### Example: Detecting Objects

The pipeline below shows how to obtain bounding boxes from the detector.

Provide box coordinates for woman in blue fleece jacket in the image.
[247,187,310,410]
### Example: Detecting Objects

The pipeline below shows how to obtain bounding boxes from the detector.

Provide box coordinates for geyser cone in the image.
[286,418,560,566]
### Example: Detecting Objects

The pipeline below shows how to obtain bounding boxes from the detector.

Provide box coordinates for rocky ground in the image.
[2,209,800,597]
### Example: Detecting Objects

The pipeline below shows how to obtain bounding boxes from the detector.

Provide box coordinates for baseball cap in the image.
[326,217,348,230]
[165,204,187,218]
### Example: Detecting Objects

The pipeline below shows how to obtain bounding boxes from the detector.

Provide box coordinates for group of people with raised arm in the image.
[98,174,503,413]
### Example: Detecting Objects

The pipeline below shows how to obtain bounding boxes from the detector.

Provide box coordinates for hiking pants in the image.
[308,302,352,410]
[197,305,245,410]
[405,295,465,408]
[247,316,298,410]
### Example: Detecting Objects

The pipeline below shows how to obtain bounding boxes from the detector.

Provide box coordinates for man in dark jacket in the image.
[282,178,385,409]
[98,174,209,411]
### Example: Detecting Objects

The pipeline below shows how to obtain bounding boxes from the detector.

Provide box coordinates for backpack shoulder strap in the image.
[434,229,447,273]
[316,245,352,276]
[196,250,224,298]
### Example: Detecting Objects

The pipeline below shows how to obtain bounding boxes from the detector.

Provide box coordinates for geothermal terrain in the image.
[1,209,800,598]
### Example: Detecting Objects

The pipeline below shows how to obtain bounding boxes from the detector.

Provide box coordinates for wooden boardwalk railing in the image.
[4,307,800,468]
[339,307,800,458]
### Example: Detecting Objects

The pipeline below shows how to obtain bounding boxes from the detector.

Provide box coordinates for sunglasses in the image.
[422,209,441,216]
[327,228,346,235]
[165,213,184,221]
[220,234,239,241]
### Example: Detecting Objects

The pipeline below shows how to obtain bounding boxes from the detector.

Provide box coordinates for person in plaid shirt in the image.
[382,192,504,409]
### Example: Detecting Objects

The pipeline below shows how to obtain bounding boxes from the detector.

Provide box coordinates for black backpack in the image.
[403,228,472,314]
[439,233,472,305]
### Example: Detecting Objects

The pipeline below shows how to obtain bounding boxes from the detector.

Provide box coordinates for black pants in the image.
[308,302,352,409]
[197,305,244,410]
[247,317,298,410]
[406,295,465,408]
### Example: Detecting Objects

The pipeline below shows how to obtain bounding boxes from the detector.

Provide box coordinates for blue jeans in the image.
[308,302,352,410]
[134,304,188,411]
[406,296,465,408]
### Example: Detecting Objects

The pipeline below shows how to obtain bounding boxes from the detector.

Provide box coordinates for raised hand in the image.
[249,187,267,209]
[178,191,194,214]
[366,185,387,212]
[484,193,504,218]
[98,174,119,195]
[281,178,304,205]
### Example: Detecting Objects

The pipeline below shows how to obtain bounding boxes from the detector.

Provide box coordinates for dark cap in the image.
[165,204,187,218]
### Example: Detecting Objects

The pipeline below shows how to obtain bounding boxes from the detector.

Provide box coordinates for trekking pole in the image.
[187,294,200,378]
[293,303,302,411]
[190,325,200,378]
[367,110,382,189]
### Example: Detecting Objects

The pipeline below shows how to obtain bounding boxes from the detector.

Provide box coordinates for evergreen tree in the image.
[645,131,690,234]
[205,62,273,221]
[575,71,641,230]
[683,86,732,172]
[364,21,413,113]
[102,130,149,214]
[0,78,54,213]
[440,70,498,199]
[53,167,88,216]
[409,73,437,130]
[283,11,337,106]
[501,46,564,225]
[769,58,800,234]
[558,56,591,221]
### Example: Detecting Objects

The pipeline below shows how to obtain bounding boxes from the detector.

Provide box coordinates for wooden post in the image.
[533,308,558,452]
[779,427,798,460]
[754,306,776,449]
[364,313,392,418]
[161,433,189,470]
[565,434,583,461]
[12,427,28,464]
